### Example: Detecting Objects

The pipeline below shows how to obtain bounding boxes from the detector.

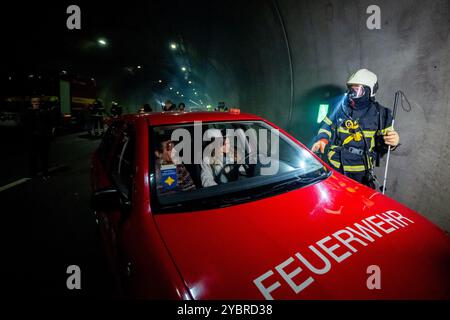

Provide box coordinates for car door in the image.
[95,121,136,294]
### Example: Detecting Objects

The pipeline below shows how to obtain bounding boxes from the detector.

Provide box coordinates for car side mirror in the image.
[91,188,121,212]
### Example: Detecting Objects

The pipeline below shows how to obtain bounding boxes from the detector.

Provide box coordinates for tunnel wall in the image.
[187,1,292,127]
[277,0,450,232]
[197,0,449,231]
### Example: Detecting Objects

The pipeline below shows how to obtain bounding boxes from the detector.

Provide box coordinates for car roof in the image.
[121,111,264,126]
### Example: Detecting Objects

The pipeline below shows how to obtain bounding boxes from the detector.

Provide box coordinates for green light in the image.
[317,104,329,123]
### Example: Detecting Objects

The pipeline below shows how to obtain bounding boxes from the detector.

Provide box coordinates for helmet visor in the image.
[348,85,365,99]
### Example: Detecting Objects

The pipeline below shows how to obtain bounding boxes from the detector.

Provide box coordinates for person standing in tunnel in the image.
[91,99,105,136]
[311,69,400,188]
[216,101,227,111]
[22,96,57,180]
[110,101,122,117]
[162,100,176,111]
[143,103,152,112]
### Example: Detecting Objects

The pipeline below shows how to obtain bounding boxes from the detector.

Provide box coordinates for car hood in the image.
[154,173,450,299]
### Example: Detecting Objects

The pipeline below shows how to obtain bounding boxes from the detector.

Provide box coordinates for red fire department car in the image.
[91,110,450,299]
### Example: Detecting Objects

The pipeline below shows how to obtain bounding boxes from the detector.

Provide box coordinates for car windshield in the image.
[150,121,329,213]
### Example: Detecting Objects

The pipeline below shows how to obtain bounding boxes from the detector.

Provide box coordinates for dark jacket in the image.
[316,98,393,173]
[22,108,57,139]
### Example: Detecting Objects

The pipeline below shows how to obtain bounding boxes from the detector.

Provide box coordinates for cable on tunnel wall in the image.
[271,0,294,131]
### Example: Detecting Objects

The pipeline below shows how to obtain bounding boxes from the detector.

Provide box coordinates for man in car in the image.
[154,135,196,194]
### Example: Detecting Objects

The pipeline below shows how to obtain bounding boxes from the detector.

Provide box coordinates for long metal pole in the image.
[382,92,399,194]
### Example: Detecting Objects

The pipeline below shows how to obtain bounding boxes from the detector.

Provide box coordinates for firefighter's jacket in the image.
[316,100,393,173]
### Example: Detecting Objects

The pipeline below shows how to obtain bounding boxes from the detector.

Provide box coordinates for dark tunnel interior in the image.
[0,0,449,299]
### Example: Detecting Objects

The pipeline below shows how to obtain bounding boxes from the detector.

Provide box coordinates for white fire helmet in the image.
[347,69,379,97]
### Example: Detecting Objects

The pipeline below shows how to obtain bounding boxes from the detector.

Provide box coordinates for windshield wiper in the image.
[254,170,331,198]
[219,195,253,206]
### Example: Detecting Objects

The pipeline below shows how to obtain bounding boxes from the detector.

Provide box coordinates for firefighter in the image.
[162,100,176,111]
[110,101,122,117]
[311,69,400,188]
[91,99,105,136]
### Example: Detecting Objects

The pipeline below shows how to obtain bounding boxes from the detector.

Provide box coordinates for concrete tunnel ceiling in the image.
[160,0,448,232]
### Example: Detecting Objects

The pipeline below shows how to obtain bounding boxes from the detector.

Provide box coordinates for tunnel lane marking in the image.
[0,165,66,193]
[0,178,31,192]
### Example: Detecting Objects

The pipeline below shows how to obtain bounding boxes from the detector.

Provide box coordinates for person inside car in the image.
[200,129,247,187]
[154,134,196,194]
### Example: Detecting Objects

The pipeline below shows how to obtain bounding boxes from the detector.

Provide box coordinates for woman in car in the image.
[200,129,247,187]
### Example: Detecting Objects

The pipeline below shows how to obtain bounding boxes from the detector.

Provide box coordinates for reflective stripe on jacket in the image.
[316,101,393,172]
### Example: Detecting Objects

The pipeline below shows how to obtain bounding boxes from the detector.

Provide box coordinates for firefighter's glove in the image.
[383,130,399,147]
[311,139,328,154]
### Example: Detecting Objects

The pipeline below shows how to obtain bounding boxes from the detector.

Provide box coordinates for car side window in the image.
[111,124,135,200]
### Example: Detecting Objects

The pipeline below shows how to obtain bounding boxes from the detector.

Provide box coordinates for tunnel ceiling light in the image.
[317,104,329,123]
[158,79,162,83]
[181,67,187,72]
[137,65,142,69]
[97,38,108,46]
[176,91,180,94]
[170,43,177,50]
[181,94,184,97]
[188,80,192,84]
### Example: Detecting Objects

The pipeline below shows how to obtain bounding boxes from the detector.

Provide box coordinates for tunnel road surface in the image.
[0,129,112,297]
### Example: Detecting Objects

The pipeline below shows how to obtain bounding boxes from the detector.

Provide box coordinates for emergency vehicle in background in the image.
[0,72,97,129]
